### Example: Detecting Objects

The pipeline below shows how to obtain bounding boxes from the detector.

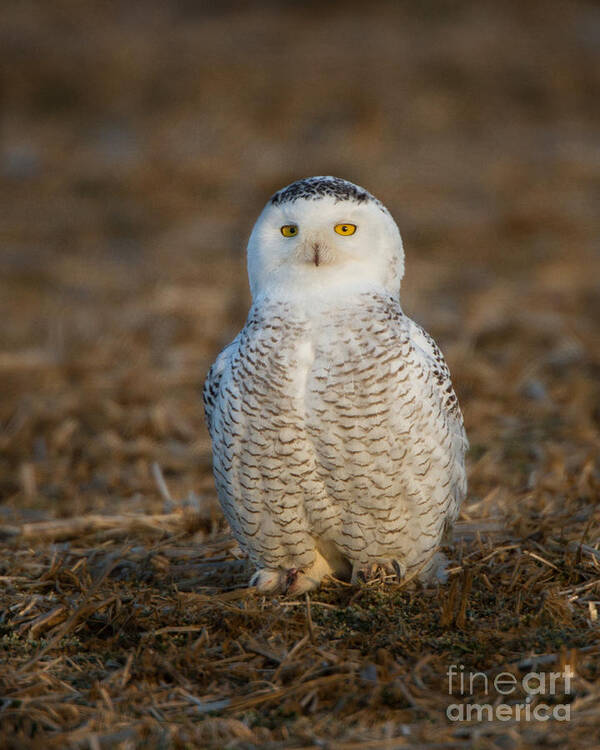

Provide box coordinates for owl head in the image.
[246,176,404,302]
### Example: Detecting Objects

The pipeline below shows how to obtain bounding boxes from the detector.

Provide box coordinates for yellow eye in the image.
[334,223,357,236]
[281,224,298,237]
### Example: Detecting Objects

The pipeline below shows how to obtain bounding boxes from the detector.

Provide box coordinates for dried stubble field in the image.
[1,1,599,748]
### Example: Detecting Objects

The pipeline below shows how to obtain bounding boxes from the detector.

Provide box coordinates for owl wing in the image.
[400,316,468,521]
[203,337,239,434]
[405,318,468,450]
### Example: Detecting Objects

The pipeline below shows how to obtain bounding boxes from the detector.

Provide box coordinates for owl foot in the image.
[351,559,406,585]
[285,567,320,595]
[250,550,334,596]
[285,548,336,595]
[250,568,285,593]
[249,567,319,595]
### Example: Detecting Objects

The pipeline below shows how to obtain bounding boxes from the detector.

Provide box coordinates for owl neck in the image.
[252,276,401,315]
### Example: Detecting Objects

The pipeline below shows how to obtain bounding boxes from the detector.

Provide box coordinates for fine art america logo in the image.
[446,664,573,722]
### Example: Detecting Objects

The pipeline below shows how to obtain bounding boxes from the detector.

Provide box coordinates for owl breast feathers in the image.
[203,177,467,595]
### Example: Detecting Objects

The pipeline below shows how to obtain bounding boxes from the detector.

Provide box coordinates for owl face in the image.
[247,177,404,302]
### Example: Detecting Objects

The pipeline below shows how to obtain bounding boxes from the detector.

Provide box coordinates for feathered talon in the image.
[392,559,406,580]
[250,568,284,593]
[351,560,405,585]
[250,564,323,596]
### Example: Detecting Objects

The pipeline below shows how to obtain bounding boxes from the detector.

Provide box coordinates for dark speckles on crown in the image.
[270,176,386,211]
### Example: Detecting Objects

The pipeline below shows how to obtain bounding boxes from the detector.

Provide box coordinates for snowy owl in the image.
[203,176,467,594]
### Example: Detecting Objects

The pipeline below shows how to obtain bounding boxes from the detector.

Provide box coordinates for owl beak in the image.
[313,242,320,267]
[299,236,329,267]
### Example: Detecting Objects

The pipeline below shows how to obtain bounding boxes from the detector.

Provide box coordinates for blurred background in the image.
[1,0,599,523]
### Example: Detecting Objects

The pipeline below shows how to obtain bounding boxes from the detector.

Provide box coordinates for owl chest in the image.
[231,324,314,416]
[228,318,406,439]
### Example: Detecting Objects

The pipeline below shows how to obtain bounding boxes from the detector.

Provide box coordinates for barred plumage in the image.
[204,177,467,594]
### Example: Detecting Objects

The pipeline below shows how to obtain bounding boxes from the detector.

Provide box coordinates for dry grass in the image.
[1,1,599,748]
